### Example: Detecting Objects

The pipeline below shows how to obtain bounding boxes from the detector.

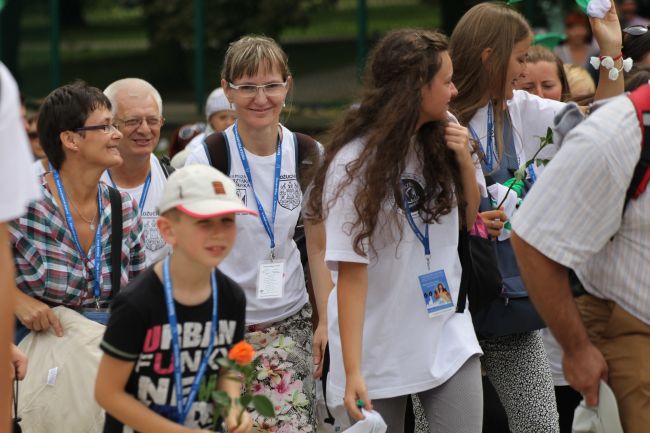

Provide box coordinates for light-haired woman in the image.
[186,35,329,432]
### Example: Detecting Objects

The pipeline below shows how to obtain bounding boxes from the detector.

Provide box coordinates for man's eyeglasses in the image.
[623,25,650,36]
[227,81,288,98]
[116,116,165,129]
[73,123,119,134]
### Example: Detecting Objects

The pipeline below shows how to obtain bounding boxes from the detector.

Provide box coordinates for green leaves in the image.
[212,390,232,410]
[252,395,276,418]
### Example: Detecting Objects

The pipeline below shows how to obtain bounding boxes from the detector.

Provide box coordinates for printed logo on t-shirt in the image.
[392,172,426,214]
[278,175,301,211]
[133,319,238,428]
[143,211,166,253]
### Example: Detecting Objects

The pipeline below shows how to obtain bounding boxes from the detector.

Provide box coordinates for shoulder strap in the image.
[623,84,650,214]
[293,132,320,192]
[203,131,230,175]
[158,155,175,178]
[108,186,123,297]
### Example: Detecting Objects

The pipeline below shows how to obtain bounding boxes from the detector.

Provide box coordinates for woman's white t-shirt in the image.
[323,138,483,401]
[185,124,308,325]
[469,90,566,181]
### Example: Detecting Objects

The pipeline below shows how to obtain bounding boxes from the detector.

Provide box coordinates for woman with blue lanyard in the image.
[307,29,484,433]
[449,2,624,432]
[10,82,145,340]
[185,35,331,432]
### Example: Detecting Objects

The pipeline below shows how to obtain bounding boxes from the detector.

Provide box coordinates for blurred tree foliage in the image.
[140,0,338,50]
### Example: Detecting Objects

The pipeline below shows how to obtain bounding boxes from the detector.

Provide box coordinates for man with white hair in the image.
[103,78,170,265]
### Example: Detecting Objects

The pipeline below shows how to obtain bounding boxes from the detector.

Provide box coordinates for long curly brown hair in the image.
[307,29,466,256]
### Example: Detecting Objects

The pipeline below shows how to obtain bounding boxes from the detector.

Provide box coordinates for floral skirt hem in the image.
[246,303,316,433]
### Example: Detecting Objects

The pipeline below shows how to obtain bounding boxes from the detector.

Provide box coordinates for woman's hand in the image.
[344,372,372,421]
[223,405,253,433]
[14,290,64,337]
[313,323,328,379]
[480,208,508,238]
[590,0,622,55]
[10,344,28,380]
[444,123,473,165]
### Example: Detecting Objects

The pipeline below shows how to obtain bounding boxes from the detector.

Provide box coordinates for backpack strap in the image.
[293,132,320,192]
[158,155,175,178]
[203,131,230,175]
[108,186,123,297]
[624,84,650,213]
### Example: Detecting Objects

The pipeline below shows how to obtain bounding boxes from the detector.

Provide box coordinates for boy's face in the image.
[158,211,237,267]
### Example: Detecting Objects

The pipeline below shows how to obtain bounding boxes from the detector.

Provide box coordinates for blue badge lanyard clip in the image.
[162,256,218,424]
[402,190,431,271]
[233,121,282,260]
[52,168,104,306]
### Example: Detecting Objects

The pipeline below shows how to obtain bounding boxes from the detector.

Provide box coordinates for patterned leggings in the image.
[245,303,316,433]
[480,330,559,433]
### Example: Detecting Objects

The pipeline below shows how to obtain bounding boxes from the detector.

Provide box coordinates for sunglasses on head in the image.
[623,25,650,36]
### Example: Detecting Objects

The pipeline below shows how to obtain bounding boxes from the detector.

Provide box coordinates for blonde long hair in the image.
[449,2,531,162]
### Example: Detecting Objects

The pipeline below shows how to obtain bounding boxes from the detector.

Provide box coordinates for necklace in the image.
[68,196,97,230]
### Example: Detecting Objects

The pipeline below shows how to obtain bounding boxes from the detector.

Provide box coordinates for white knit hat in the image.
[205,87,233,122]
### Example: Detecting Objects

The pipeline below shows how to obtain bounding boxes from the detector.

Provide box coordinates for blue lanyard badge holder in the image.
[52,169,104,309]
[233,122,285,300]
[402,187,455,318]
[162,256,218,425]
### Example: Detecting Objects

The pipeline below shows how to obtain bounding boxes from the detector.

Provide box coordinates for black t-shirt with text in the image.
[100,267,246,433]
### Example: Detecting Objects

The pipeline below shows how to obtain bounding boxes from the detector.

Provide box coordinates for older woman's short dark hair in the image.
[37,82,111,170]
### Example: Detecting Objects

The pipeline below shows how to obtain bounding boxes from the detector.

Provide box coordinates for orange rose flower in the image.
[228,341,256,365]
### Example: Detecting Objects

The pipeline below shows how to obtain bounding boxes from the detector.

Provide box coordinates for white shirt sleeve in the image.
[184,144,210,166]
[323,142,370,270]
[0,63,41,222]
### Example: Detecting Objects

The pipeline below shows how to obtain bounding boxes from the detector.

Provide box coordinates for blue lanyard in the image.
[162,256,218,424]
[107,170,152,212]
[401,184,431,270]
[527,164,537,184]
[233,121,282,258]
[52,169,103,302]
[469,102,496,172]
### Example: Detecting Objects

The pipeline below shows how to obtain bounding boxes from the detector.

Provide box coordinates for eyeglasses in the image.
[623,25,649,36]
[178,123,205,140]
[73,123,119,134]
[227,81,288,98]
[116,116,165,129]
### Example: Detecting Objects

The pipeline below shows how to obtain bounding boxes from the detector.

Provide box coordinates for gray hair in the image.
[104,78,163,114]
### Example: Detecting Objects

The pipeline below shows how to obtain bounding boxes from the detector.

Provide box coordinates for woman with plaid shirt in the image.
[10,82,145,340]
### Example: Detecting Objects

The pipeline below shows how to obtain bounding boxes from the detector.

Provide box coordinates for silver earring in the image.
[282,102,286,108]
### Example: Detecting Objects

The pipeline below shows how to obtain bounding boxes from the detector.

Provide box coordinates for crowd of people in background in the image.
[3,1,650,433]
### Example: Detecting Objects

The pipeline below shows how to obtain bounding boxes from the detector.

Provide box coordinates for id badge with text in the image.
[256,260,285,299]
[419,269,454,318]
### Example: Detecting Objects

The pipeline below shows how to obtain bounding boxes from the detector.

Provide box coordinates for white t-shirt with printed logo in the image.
[100,154,170,266]
[323,138,483,401]
[185,124,308,325]
[0,63,41,222]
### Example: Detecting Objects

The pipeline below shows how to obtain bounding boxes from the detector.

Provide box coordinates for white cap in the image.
[572,381,624,433]
[205,88,233,121]
[157,165,256,218]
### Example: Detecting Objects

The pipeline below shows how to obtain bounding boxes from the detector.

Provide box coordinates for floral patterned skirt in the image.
[246,303,316,433]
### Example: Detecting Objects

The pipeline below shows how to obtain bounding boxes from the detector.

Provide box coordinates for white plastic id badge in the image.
[256,260,285,299]
[419,269,454,318]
